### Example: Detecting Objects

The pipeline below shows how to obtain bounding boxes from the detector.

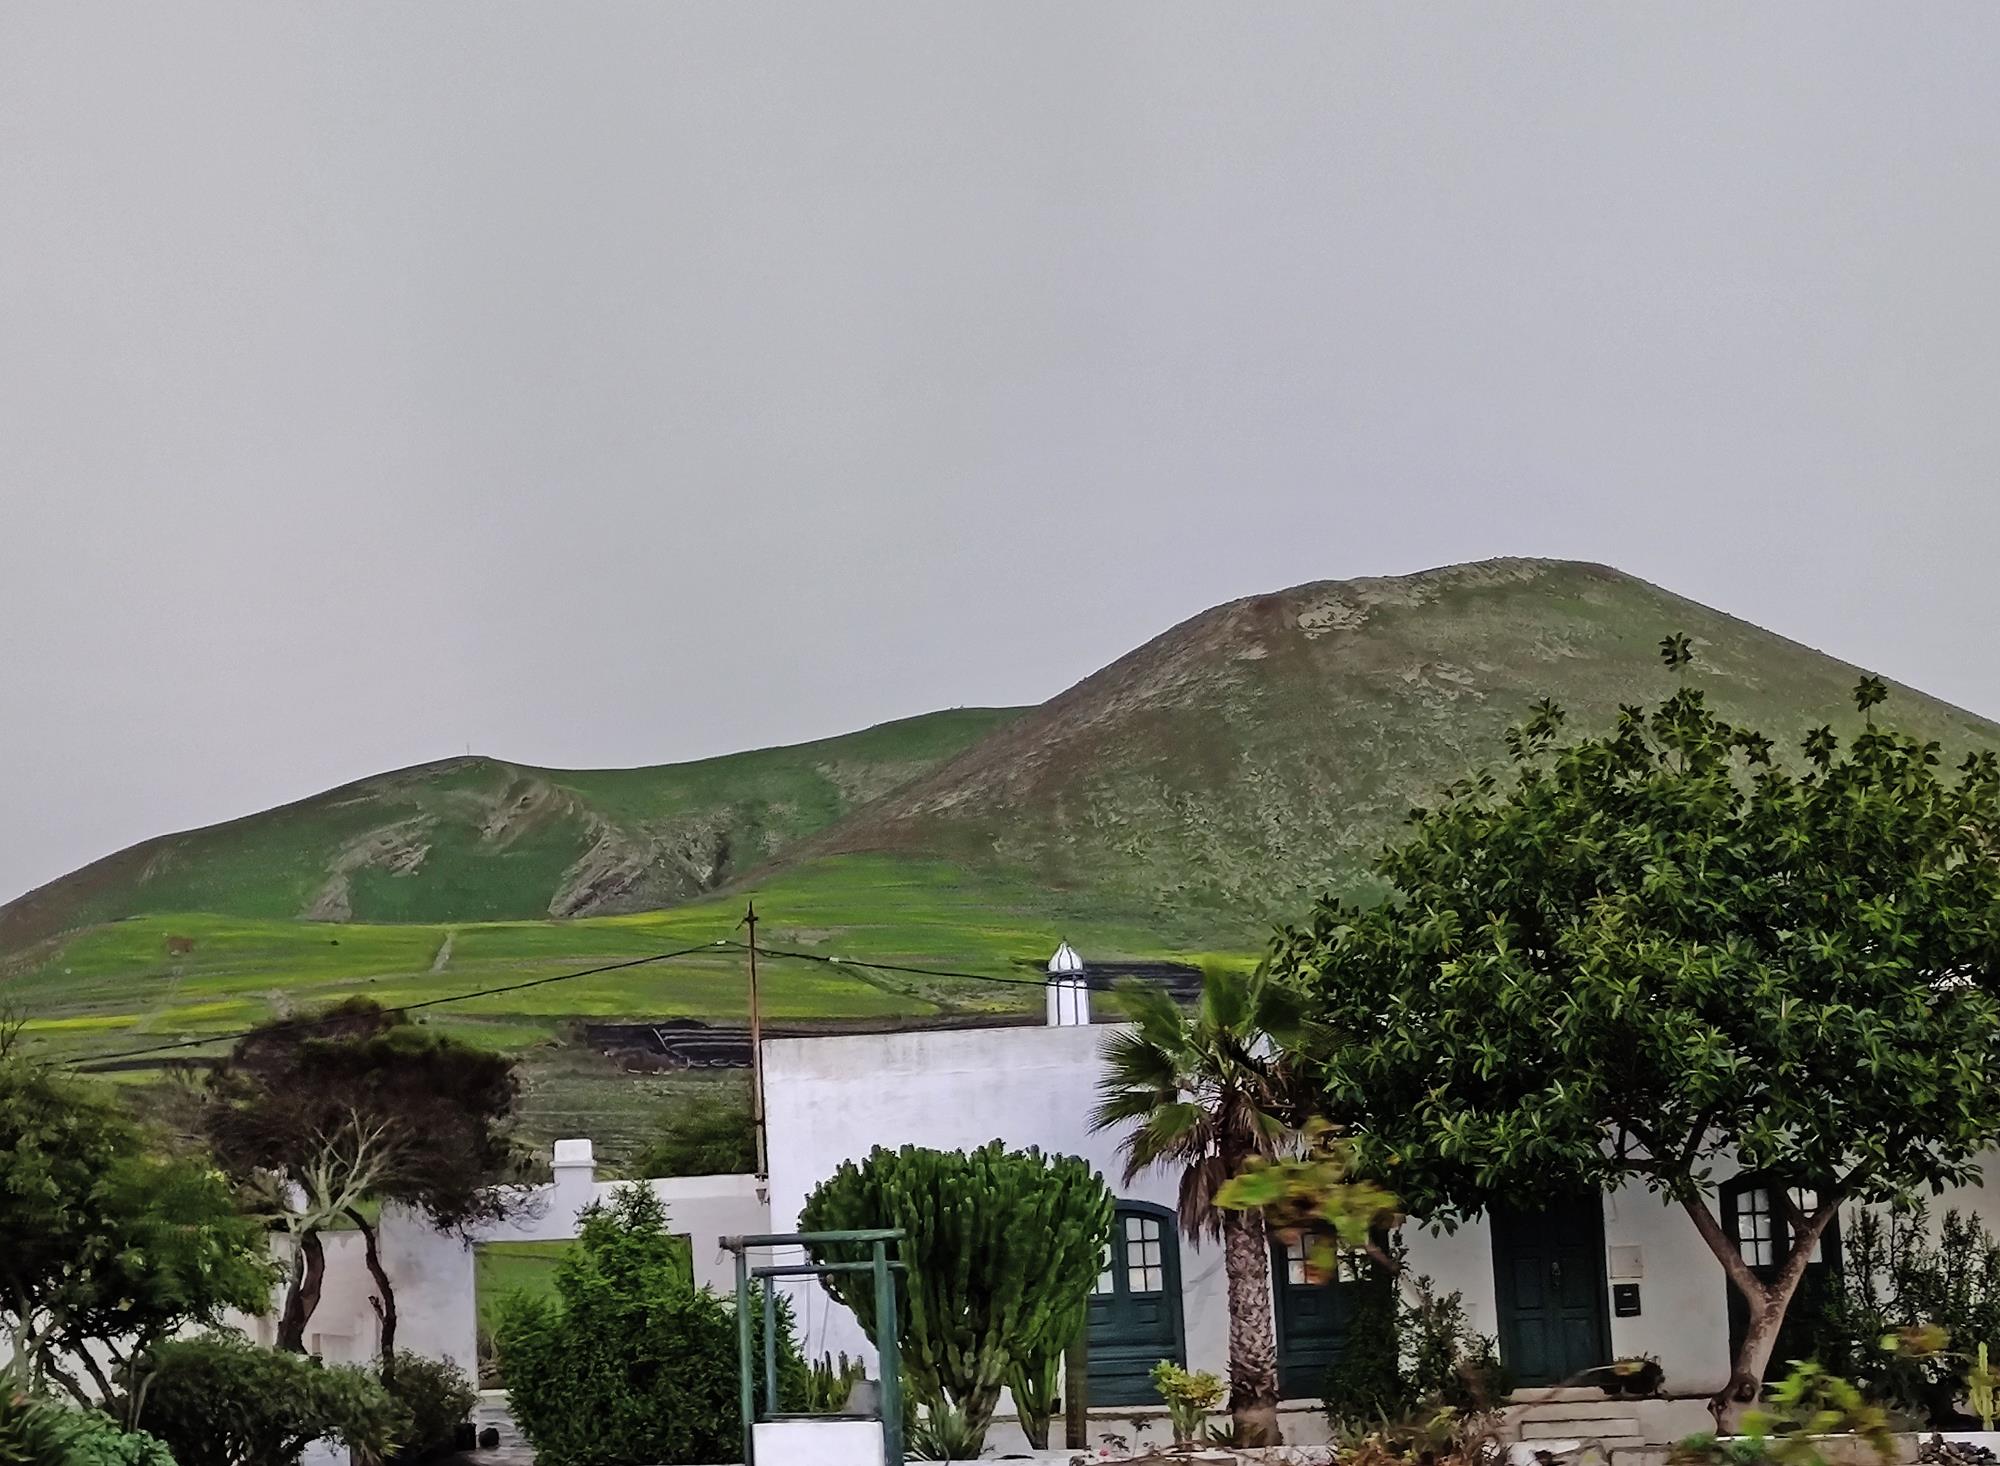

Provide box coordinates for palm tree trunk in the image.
[1220,1206,1282,1446]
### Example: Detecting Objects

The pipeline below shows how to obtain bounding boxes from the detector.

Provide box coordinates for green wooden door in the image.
[1087,1203,1185,1405]
[1491,1196,1611,1387]
[1272,1236,1365,1398]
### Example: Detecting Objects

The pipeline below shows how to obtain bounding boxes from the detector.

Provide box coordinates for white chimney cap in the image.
[1047,941,1085,977]
[552,1138,595,1167]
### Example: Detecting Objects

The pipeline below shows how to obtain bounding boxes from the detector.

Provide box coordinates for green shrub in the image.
[1672,1361,1895,1466]
[1322,1261,1508,1428]
[0,1393,70,1466]
[45,1409,177,1466]
[1150,1361,1224,1446]
[381,1353,475,1463]
[496,1184,805,1466]
[1323,1269,1406,1421]
[906,1400,985,1463]
[137,1332,405,1466]
[1,1394,175,1466]
[1815,1204,2000,1426]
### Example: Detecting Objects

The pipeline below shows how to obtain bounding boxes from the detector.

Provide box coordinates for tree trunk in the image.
[348,1207,397,1374]
[277,1228,325,1353]
[1220,1206,1282,1447]
[1064,1328,1089,1450]
[1680,1193,1837,1431]
[1715,1283,1793,1428]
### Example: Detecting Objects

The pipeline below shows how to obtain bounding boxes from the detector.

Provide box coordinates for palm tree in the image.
[1089,966,1302,1447]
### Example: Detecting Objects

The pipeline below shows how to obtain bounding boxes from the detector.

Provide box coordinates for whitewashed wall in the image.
[762,1024,1235,1381]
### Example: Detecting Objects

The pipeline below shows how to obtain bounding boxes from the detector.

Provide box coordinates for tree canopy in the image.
[201,999,523,1357]
[0,1045,273,1416]
[1270,642,2000,1413]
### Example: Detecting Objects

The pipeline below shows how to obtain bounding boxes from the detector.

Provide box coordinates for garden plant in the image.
[799,1140,1112,1452]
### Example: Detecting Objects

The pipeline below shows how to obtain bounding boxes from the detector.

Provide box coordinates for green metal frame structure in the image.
[720,1229,906,1466]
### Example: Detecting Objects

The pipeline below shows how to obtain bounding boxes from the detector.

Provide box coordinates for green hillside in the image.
[7,557,1999,1158]
[0,707,1021,952]
[796,558,2000,940]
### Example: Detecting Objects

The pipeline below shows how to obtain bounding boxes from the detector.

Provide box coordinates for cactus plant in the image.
[799,1141,1113,1449]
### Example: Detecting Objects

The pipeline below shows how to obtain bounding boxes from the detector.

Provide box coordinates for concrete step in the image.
[470,1394,524,1450]
[1509,1400,1648,1422]
[1521,1420,1642,1441]
[1514,1438,1650,1455]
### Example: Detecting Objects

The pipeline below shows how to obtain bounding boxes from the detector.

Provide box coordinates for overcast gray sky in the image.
[3,4,1998,903]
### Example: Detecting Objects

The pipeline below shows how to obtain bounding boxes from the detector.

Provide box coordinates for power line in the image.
[64,939,735,1069]
[51,932,1133,1072]
[722,939,1107,992]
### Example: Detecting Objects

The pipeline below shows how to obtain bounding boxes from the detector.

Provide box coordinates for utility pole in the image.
[742,901,768,1179]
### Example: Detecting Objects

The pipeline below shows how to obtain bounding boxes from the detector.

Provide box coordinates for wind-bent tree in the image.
[799,1141,1113,1452]
[1269,638,2000,1424]
[1090,969,1302,1447]
[203,998,523,1364]
[0,1044,272,1417]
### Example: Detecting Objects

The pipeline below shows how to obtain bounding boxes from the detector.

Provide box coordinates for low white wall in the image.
[752,1417,882,1466]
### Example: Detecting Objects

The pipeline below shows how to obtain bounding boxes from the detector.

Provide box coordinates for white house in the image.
[273,950,2000,1453]
[759,963,2000,1444]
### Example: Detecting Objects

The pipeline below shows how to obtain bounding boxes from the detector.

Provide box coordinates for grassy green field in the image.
[8,854,1205,1061]
[8,853,1240,1150]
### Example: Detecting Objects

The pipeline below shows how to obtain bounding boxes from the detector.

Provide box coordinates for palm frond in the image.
[1199,966,1252,1038]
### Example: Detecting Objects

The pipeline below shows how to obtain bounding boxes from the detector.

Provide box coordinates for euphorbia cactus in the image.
[799,1141,1113,1449]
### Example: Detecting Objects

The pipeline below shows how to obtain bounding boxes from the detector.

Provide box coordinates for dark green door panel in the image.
[1272,1237,1364,1398]
[1087,1203,1186,1406]
[1491,1197,1611,1387]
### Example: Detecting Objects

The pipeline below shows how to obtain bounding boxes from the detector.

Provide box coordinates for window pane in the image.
[1127,1216,1143,1240]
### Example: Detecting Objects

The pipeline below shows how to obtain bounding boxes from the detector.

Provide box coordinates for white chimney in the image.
[1045,941,1089,1027]
[552,1138,597,1215]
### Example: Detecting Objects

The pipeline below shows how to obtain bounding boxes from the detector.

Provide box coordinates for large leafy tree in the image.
[1270,640,2000,1423]
[1090,969,1302,1446]
[201,999,523,1363]
[799,1141,1112,1452]
[0,1043,273,1418]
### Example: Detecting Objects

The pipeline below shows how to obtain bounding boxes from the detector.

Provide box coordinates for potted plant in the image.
[1597,1356,1664,1397]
